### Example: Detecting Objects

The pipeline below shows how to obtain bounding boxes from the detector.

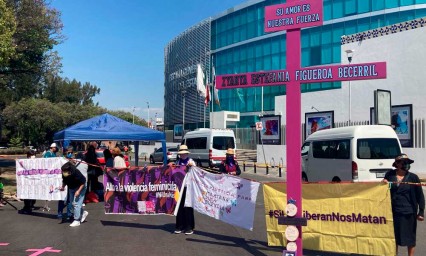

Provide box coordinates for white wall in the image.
[273,25,426,177]
[256,144,286,167]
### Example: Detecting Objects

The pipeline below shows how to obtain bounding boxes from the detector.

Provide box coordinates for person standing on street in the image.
[218,148,241,176]
[383,153,425,256]
[17,150,37,214]
[60,162,88,227]
[43,143,59,212]
[112,147,126,168]
[174,145,196,235]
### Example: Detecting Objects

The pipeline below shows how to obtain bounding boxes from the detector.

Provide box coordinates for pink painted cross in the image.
[216,0,387,255]
[26,247,61,256]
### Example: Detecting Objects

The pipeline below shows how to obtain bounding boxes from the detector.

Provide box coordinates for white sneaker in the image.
[70,220,80,227]
[81,211,88,223]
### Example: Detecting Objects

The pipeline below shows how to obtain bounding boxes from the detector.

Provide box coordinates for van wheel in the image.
[302,173,308,182]
[332,177,341,183]
[196,160,202,167]
[149,156,154,164]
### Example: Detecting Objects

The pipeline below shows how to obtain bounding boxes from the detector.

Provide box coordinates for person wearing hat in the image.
[42,143,59,213]
[175,145,195,167]
[383,153,425,256]
[112,147,126,168]
[219,148,241,176]
[174,144,195,235]
[44,143,58,158]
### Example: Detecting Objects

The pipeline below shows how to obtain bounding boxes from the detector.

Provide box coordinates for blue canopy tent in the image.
[53,113,167,166]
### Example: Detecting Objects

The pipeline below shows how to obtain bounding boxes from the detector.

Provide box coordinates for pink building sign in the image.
[265,0,323,32]
[216,62,387,89]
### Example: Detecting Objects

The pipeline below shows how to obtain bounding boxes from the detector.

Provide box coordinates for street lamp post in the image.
[179,83,191,137]
[132,106,135,124]
[146,101,150,128]
[345,49,355,125]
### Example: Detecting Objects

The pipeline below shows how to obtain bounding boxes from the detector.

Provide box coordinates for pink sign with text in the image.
[265,0,323,32]
[215,62,387,89]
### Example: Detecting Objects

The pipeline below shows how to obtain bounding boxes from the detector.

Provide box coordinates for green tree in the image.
[0,0,16,69]
[0,0,16,109]
[43,76,101,105]
[109,110,148,127]
[1,0,64,107]
[2,98,151,147]
[2,98,65,146]
[1,97,109,146]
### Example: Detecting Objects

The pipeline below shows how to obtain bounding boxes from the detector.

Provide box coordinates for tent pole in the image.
[162,140,167,165]
[134,141,139,166]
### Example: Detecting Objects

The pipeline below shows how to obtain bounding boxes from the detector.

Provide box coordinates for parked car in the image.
[95,150,130,167]
[149,147,178,164]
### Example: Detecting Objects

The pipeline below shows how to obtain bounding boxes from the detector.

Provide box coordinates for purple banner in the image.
[104,165,187,215]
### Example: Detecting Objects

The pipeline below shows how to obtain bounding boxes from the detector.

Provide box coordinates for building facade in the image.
[164,19,211,131]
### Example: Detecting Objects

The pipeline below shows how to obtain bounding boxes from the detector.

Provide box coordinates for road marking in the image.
[26,247,61,256]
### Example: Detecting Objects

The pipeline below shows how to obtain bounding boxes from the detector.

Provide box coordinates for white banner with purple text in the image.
[16,157,68,200]
[184,167,260,230]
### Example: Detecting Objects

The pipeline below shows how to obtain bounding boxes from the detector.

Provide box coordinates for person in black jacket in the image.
[60,162,88,227]
[383,153,425,256]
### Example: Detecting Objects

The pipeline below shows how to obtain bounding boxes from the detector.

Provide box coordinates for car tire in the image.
[150,156,154,164]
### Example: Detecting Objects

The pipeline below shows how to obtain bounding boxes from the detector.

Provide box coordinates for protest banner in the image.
[263,182,395,255]
[104,165,186,215]
[184,167,260,230]
[16,157,68,200]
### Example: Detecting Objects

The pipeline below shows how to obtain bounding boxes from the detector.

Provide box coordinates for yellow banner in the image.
[264,182,395,256]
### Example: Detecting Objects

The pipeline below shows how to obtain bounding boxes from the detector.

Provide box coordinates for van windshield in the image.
[357,138,401,159]
[212,136,235,150]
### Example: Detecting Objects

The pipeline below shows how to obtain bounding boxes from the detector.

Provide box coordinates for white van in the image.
[301,125,402,182]
[182,128,236,167]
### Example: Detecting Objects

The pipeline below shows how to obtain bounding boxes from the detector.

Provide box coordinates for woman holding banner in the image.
[174,145,195,235]
[383,153,425,256]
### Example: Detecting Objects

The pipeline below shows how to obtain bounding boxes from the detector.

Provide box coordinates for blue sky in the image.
[51,0,246,121]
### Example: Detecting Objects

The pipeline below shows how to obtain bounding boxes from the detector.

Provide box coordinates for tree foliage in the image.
[0,0,64,108]
[0,1,143,147]
[2,98,150,146]
[0,0,16,69]
[43,76,101,105]
[108,110,148,127]
[2,98,105,146]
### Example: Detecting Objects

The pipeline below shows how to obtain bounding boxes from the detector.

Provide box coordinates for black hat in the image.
[392,153,414,167]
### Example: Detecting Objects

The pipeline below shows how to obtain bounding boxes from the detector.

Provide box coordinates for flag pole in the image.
[211,55,214,128]
[204,68,207,128]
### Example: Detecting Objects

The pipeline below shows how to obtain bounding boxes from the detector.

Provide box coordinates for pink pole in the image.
[285,25,303,255]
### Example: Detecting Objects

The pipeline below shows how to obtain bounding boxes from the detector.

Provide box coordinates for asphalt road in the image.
[0,158,425,256]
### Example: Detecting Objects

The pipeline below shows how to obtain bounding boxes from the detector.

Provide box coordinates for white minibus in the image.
[301,125,402,182]
[181,128,236,167]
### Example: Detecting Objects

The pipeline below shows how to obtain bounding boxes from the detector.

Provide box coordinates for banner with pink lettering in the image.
[183,167,260,230]
[16,157,68,200]
[104,165,186,215]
